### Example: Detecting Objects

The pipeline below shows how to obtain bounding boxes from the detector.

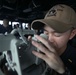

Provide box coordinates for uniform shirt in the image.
[0,25,13,34]
[60,44,76,75]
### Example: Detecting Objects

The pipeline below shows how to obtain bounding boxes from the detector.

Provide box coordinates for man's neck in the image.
[3,25,8,28]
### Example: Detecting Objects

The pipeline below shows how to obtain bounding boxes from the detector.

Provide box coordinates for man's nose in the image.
[48,34,54,43]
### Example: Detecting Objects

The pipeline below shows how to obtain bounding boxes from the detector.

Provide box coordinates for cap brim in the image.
[31,19,72,33]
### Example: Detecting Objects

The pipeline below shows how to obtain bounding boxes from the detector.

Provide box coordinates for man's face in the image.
[3,19,9,27]
[43,25,74,54]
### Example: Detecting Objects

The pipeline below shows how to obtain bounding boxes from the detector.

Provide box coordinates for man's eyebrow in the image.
[43,28,47,31]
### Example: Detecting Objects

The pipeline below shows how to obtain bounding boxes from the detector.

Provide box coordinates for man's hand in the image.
[32,35,65,74]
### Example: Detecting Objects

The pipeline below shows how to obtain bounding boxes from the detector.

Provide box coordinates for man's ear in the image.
[69,29,76,40]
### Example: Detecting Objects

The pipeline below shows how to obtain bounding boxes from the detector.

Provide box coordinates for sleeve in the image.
[60,67,71,75]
